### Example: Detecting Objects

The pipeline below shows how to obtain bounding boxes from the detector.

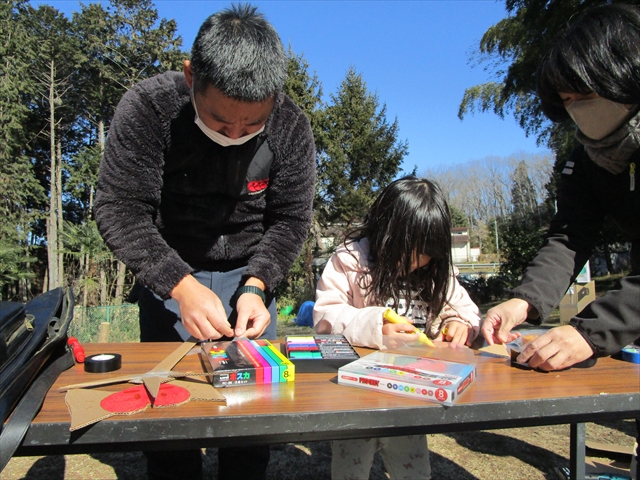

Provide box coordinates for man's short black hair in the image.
[190,3,286,102]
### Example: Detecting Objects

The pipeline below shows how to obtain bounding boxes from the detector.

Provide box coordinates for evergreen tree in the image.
[60,219,113,307]
[499,161,553,278]
[283,48,324,146]
[510,160,537,218]
[0,1,45,299]
[95,0,185,92]
[318,67,407,227]
[450,205,468,228]
[498,215,545,278]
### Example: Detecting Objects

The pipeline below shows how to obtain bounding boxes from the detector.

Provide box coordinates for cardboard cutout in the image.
[59,342,226,431]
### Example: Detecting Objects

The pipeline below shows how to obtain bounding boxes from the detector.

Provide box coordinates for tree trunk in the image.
[57,140,64,287]
[47,60,58,290]
[115,260,126,305]
[22,259,30,303]
[80,253,88,308]
[100,266,108,305]
[90,119,105,216]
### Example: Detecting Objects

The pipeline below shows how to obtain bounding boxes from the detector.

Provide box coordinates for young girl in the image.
[313,176,481,480]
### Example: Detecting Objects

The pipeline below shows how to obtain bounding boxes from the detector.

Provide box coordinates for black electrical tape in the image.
[84,353,122,373]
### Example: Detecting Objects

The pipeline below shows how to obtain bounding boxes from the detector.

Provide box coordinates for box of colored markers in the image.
[285,335,360,373]
[201,339,295,387]
[337,350,475,406]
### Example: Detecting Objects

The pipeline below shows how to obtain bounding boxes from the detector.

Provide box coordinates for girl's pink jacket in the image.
[313,238,482,349]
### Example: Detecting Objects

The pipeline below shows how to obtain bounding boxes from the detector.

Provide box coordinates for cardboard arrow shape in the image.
[59,341,205,401]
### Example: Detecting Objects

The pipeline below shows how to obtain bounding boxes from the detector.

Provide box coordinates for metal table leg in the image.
[570,422,586,480]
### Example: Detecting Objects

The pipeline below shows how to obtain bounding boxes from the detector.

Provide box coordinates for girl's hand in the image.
[382,317,422,349]
[440,320,471,346]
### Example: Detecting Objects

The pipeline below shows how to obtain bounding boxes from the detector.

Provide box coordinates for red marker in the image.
[67,337,86,363]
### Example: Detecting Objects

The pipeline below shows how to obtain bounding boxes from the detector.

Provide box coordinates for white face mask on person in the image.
[566,97,637,141]
[191,91,264,147]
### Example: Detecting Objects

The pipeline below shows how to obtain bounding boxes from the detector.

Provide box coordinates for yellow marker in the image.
[383,308,434,347]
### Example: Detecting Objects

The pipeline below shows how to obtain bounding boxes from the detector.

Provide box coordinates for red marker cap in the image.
[67,337,86,363]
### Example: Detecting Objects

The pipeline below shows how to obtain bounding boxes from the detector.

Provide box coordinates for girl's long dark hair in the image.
[537,4,640,122]
[346,176,453,319]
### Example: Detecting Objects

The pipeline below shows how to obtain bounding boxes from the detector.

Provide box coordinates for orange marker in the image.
[383,308,434,347]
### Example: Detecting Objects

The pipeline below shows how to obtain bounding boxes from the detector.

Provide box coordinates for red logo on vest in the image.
[247,178,269,194]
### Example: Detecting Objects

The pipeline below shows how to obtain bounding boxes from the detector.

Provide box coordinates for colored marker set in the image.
[201,340,295,387]
[285,335,360,373]
[337,350,476,406]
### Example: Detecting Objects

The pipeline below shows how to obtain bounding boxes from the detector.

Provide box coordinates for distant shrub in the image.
[457,274,514,305]
[69,304,140,343]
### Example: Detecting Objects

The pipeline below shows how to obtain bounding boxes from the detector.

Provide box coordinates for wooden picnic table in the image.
[13,342,640,480]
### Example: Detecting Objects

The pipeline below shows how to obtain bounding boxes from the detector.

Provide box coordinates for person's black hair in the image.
[190,3,286,102]
[537,3,640,122]
[346,176,453,321]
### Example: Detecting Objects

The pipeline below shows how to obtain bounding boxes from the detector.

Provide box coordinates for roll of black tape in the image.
[84,353,122,373]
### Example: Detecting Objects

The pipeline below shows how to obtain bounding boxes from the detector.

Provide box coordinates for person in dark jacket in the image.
[482,6,639,477]
[94,4,315,480]
[482,3,639,371]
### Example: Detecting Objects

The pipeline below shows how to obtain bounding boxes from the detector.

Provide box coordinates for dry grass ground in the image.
[3,420,636,479]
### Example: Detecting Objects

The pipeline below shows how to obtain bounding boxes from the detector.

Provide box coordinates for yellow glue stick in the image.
[383,308,434,347]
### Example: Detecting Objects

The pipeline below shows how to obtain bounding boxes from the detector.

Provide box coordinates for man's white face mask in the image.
[566,97,636,140]
[191,91,264,147]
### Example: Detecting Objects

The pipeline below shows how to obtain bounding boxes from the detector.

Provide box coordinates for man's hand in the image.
[517,325,594,371]
[482,298,531,345]
[170,275,234,340]
[235,293,270,338]
[234,277,270,339]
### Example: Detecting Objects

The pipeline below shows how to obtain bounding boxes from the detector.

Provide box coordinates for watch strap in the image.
[236,285,266,304]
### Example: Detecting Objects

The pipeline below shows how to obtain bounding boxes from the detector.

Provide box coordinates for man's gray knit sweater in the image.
[95,71,316,299]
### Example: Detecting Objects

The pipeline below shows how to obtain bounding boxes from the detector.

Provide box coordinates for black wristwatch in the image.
[235,285,266,304]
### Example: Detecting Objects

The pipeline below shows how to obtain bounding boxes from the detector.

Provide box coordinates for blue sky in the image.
[35,0,551,173]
